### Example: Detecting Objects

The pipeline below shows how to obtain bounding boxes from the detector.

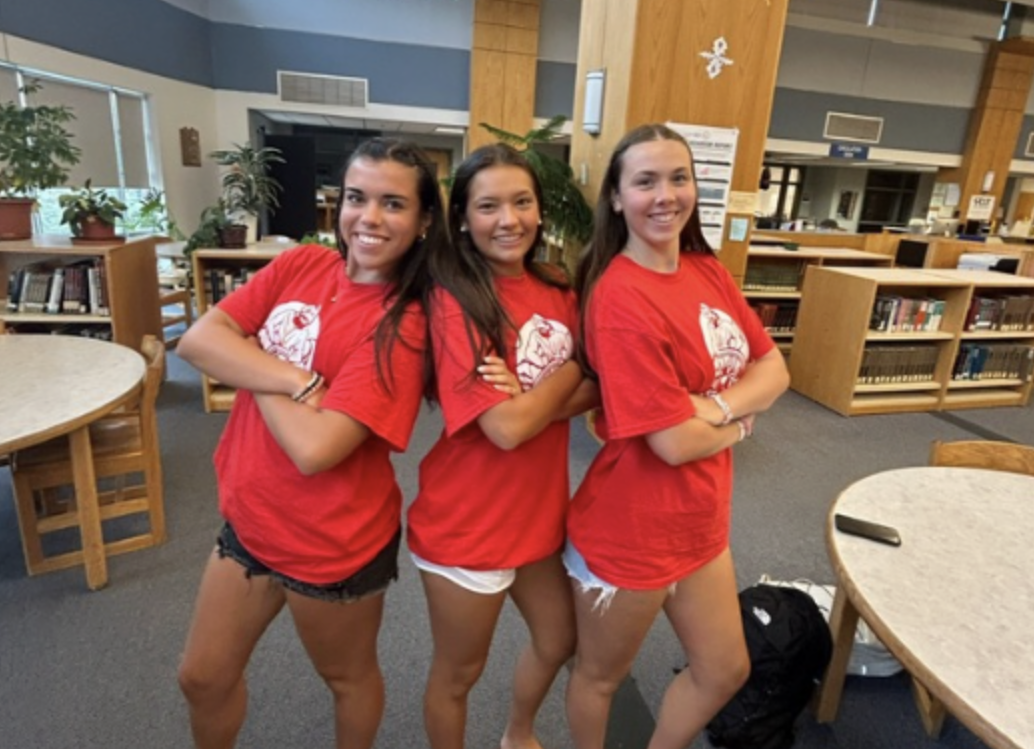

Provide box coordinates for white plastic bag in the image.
[758,575,902,677]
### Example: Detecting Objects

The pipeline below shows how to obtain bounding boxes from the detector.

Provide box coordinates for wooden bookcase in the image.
[191,246,289,412]
[790,266,1034,416]
[743,245,892,358]
[0,234,162,352]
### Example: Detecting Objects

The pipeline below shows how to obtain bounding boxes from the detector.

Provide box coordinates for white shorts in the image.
[410,551,516,595]
[562,540,677,613]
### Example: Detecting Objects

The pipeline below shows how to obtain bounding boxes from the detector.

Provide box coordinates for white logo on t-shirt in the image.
[699,303,748,392]
[515,314,573,391]
[259,302,321,368]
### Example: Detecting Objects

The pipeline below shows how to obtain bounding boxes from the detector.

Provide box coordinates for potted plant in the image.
[58,179,128,240]
[0,81,82,240]
[209,142,284,242]
[478,115,593,269]
[184,199,245,254]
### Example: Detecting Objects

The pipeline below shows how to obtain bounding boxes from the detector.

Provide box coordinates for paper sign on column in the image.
[666,122,740,251]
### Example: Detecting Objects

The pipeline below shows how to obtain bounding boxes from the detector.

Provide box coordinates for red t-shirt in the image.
[213,244,426,584]
[407,273,577,569]
[567,252,774,589]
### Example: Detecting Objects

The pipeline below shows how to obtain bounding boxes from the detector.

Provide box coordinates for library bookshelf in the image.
[0,235,162,352]
[191,245,292,412]
[790,266,1034,416]
[743,245,892,359]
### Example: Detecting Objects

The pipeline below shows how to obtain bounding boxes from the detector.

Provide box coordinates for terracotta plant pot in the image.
[218,224,248,249]
[79,215,118,240]
[0,197,35,240]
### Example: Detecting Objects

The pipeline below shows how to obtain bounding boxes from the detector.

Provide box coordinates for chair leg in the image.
[11,469,47,575]
[911,677,948,737]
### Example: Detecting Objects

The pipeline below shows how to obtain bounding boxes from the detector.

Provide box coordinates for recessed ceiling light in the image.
[433,126,466,135]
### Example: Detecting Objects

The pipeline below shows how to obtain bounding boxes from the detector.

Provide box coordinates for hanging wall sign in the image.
[666,122,740,251]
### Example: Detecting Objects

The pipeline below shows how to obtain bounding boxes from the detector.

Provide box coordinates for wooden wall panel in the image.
[468,0,540,150]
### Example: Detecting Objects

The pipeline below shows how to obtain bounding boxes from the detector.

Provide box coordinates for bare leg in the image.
[286,589,388,749]
[502,552,576,749]
[420,570,507,749]
[565,584,668,749]
[647,550,749,749]
[178,551,286,749]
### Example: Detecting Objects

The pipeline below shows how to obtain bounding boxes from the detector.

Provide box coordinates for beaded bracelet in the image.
[292,371,324,403]
[709,392,734,425]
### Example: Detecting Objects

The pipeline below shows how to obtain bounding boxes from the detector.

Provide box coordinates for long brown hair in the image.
[574,124,713,375]
[426,143,567,404]
[334,137,447,392]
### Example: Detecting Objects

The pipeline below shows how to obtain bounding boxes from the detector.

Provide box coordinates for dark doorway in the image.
[265,134,317,240]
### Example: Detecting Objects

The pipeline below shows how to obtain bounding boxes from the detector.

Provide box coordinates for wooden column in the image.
[468,0,541,150]
[949,38,1034,226]
[571,0,790,278]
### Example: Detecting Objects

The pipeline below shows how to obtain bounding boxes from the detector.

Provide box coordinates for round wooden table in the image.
[815,466,1034,749]
[0,335,145,589]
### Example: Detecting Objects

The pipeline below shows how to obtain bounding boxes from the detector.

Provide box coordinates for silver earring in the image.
[460,225,468,233]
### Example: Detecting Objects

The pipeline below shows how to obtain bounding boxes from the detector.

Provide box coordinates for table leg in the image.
[69,426,108,590]
[815,585,859,722]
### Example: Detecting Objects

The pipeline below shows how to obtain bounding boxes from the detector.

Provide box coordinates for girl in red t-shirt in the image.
[564,124,790,749]
[176,138,446,749]
[409,144,597,749]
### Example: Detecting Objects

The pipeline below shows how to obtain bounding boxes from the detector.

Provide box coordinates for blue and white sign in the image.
[829,143,870,160]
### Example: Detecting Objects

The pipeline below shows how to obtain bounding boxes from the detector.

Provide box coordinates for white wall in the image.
[0,33,220,234]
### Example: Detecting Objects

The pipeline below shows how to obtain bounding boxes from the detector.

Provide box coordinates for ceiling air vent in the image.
[278,72,368,108]
[1025,132,1034,158]
[824,112,883,144]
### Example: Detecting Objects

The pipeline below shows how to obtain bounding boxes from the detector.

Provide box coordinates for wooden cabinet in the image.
[790,267,1034,416]
[191,246,288,412]
[743,245,892,358]
[0,235,162,352]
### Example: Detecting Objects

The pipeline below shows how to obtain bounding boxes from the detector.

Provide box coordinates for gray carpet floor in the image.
[1,350,1031,749]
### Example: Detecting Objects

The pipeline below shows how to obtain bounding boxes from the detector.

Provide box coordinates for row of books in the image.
[869,295,945,333]
[749,302,798,333]
[963,294,1034,332]
[3,322,113,340]
[204,266,260,304]
[951,343,1034,382]
[857,345,939,384]
[742,261,803,292]
[6,260,110,316]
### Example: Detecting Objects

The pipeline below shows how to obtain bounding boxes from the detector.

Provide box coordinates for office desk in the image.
[815,467,1034,749]
[0,335,145,589]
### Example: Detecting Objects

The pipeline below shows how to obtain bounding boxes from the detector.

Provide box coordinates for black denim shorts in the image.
[216,522,401,603]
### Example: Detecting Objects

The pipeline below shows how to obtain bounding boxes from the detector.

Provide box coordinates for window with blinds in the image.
[0,64,160,235]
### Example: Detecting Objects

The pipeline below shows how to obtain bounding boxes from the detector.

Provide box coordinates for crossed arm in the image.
[645,347,790,466]
[178,308,371,476]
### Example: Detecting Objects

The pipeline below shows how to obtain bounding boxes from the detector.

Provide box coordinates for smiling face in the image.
[612,138,697,262]
[339,156,430,283]
[463,164,541,277]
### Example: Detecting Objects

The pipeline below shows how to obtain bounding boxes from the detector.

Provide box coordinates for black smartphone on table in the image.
[834,513,901,547]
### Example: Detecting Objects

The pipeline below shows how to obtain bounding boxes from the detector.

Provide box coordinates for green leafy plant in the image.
[209,142,285,220]
[124,188,185,240]
[479,115,593,248]
[298,232,337,249]
[58,179,128,236]
[0,81,82,196]
[183,199,233,255]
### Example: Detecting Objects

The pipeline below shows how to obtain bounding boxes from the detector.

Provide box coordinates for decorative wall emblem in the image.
[700,37,734,79]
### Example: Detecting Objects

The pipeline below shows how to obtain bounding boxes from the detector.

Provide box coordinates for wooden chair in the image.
[10,335,166,576]
[911,439,1034,735]
[156,240,193,349]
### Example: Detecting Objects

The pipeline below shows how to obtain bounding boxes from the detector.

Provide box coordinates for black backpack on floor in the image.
[705,583,833,749]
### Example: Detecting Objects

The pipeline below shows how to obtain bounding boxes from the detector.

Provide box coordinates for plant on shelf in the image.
[124,188,185,241]
[209,142,284,235]
[478,115,593,268]
[184,199,245,254]
[58,179,128,240]
[0,80,82,239]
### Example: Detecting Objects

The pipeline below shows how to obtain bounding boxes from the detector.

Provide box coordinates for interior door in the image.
[265,134,317,240]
